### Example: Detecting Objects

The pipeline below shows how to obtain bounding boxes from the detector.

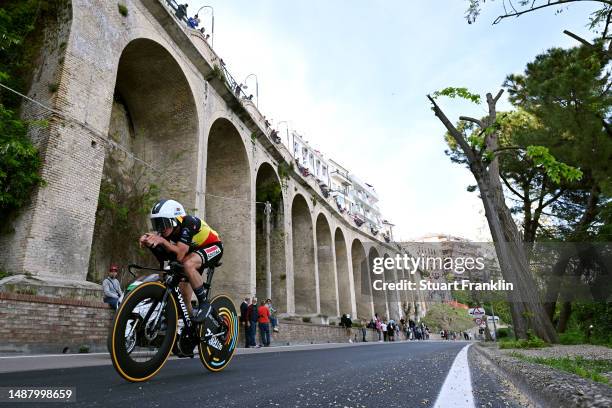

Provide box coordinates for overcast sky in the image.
[184,0,599,241]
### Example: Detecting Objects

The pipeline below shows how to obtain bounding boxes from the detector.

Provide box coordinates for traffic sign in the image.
[468,307,485,317]
[474,317,483,326]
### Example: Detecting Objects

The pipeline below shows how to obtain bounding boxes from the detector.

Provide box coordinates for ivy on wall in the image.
[0,1,66,228]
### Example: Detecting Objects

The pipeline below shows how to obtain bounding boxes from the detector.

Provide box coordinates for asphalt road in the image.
[0,341,529,408]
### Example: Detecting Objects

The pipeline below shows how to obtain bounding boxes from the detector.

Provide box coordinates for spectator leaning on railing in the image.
[102,264,123,310]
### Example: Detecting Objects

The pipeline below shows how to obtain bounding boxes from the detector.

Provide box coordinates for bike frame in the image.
[131,263,217,341]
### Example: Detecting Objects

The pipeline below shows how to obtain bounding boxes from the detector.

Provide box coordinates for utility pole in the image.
[265,201,272,300]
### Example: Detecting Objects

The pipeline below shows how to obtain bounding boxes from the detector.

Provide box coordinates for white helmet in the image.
[150,199,186,232]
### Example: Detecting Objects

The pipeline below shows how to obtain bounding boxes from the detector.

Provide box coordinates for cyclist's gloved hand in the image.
[169,261,184,273]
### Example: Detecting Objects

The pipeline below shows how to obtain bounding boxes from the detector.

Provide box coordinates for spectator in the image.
[187,15,200,29]
[176,3,188,20]
[265,298,279,333]
[387,320,395,342]
[257,299,271,347]
[102,264,123,310]
[340,314,353,343]
[246,297,260,348]
[240,297,249,347]
[381,320,388,342]
[361,320,367,342]
[375,314,383,342]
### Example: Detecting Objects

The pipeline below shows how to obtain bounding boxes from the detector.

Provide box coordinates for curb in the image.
[474,343,612,408]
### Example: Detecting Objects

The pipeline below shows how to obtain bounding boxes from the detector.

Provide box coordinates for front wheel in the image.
[198,294,239,372]
[109,281,178,382]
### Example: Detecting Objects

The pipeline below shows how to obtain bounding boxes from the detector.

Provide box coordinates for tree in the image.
[465,0,612,28]
[427,88,583,342]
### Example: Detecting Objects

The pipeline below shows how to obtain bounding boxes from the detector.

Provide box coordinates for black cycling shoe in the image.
[192,301,213,323]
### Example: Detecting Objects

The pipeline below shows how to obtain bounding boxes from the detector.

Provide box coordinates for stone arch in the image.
[255,162,286,311]
[351,239,372,319]
[292,194,316,314]
[369,247,388,319]
[384,253,400,320]
[335,228,351,316]
[316,213,337,317]
[89,38,199,283]
[205,118,251,303]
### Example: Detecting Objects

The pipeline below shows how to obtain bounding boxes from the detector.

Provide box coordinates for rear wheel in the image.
[110,282,178,382]
[198,294,239,372]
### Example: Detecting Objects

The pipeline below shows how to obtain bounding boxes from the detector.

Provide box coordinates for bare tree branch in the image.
[500,173,526,200]
[427,94,479,164]
[492,1,612,25]
[563,29,593,47]
[459,116,485,128]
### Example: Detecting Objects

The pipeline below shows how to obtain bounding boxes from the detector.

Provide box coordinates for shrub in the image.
[499,336,549,349]
[78,345,89,353]
[496,328,513,339]
[559,329,585,345]
[302,317,311,323]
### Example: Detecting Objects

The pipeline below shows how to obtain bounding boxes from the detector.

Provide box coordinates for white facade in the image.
[289,134,391,238]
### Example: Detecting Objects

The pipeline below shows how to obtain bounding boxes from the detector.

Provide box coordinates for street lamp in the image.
[277,120,291,151]
[195,5,214,48]
[242,73,258,108]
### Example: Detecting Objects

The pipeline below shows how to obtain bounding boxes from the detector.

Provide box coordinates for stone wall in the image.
[0,294,383,354]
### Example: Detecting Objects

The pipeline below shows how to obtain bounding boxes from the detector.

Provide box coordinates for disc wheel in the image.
[109,282,178,382]
[198,294,239,372]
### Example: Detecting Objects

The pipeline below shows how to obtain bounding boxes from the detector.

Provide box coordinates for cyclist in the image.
[139,199,223,324]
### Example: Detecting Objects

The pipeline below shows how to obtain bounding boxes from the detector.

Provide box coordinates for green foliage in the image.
[525,146,583,184]
[510,353,612,385]
[560,302,612,347]
[421,303,475,332]
[558,329,586,345]
[277,161,293,182]
[47,82,58,93]
[302,316,311,323]
[499,336,549,349]
[0,1,64,223]
[78,345,90,353]
[0,269,11,280]
[496,327,513,339]
[432,87,481,104]
[0,104,44,220]
[117,3,128,17]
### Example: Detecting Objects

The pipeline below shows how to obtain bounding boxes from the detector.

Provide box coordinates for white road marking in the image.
[433,344,475,408]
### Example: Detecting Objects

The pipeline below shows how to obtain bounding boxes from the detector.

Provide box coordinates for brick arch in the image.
[316,213,337,317]
[369,247,388,319]
[205,117,251,305]
[383,252,400,320]
[89,37,199,282]
[351,239,372,319]
[292,194,316,314]
[255,161,287,311]
[334,228,352,316]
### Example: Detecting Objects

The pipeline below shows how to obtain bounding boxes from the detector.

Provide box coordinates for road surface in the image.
[0,341,530,407]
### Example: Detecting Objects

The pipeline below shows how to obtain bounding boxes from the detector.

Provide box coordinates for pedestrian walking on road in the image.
[102,264,123,310]
[258,299,271,347]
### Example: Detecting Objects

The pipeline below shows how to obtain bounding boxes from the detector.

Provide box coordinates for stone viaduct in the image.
[0,0,427,322]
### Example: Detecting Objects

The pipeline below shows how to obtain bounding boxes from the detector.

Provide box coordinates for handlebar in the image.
[127,263,164,278]
[127,262,185,277]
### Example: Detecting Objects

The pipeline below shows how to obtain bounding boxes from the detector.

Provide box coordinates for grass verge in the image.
[509,353,612,385]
